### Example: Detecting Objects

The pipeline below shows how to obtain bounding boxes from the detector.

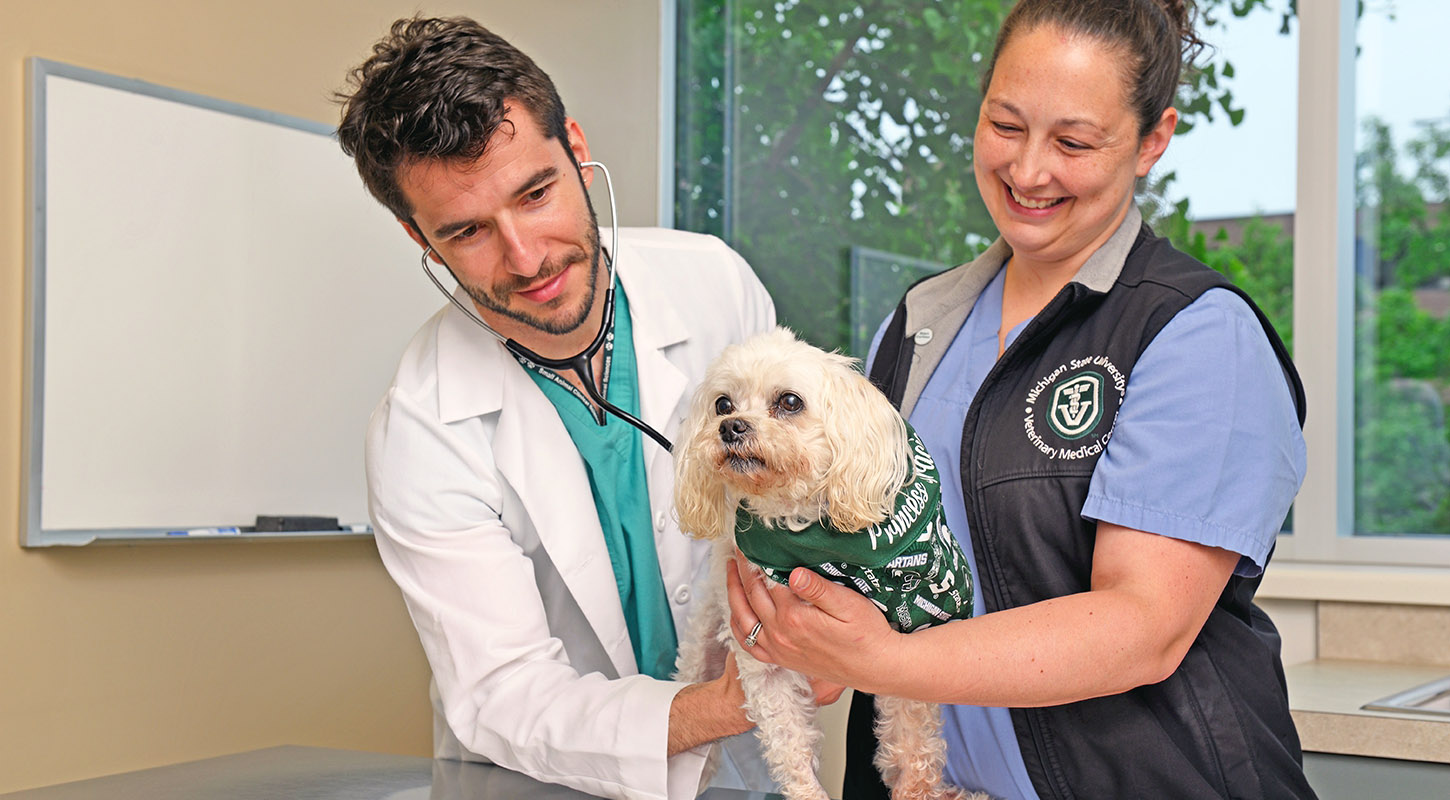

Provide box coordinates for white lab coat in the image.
[366,228,776,800]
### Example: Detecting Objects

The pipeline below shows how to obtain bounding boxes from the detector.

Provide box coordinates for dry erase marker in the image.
[166,527,241,536]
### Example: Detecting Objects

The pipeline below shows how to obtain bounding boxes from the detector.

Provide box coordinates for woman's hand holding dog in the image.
[732,527,1247,709]
[727,550,895,696]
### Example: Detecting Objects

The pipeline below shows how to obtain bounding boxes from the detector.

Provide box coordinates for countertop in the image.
[1287,658,1450,763]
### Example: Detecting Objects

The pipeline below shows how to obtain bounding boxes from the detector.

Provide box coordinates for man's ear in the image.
[399,218,440,262]
[565,117,593,187]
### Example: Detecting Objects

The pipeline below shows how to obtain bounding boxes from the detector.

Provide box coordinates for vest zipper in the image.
[958,283,1091,800]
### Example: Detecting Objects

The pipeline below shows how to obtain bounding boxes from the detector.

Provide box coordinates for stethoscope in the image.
[412,160,673,454]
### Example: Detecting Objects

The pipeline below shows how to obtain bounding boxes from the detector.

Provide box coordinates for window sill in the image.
[1261,561,1450,606]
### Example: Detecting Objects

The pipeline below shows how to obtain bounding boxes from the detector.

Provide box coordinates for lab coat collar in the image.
[614,236,690,451]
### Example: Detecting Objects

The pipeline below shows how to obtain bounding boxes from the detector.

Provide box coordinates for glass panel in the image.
[1148,3,1298,351]
[675,0,730,241]
[677,0,1012,357]
[1354,0,1450,536]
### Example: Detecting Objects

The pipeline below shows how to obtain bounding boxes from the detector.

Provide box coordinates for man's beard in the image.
[462,190,603,336]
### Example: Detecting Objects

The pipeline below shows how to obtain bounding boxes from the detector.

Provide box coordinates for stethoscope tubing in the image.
[414,159,674,453]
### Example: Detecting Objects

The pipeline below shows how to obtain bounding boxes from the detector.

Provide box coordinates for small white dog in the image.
[672,327,984,800]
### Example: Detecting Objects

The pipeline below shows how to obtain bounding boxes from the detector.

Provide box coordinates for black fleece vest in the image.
[864,224,1316,800]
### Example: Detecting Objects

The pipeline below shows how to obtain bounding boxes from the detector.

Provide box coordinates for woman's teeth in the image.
[1011,187,1065,209]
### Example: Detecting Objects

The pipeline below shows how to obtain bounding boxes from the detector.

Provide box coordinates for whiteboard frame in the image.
[21,58,382,547]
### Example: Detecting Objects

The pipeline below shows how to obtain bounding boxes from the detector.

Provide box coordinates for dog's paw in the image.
[778,783,832,800]
[889,785,994,800]
[936,788,994,800]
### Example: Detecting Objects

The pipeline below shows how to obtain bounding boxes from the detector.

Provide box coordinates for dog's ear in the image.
[674,446,730,539]
[672,390,732,540]
[821,370,910,532]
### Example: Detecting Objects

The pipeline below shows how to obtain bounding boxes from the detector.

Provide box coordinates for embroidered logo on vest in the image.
[1049,371,1102,439]
[1023,356,1126,460]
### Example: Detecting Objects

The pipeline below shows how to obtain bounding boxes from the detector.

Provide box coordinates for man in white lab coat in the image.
[336,15,823,800]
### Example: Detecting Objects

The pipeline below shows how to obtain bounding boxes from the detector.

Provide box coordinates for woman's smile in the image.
[1006,184,1068,212]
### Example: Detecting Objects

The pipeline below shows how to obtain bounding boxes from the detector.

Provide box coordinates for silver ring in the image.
[743,621,762,648]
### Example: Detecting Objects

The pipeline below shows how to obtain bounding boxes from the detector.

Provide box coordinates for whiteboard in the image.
[22,59,444,545]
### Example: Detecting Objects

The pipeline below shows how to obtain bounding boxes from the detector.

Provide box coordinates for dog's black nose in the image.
[719,417,752,444]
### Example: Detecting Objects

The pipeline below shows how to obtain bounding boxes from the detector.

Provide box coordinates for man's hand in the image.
[667,611,849,757]
[808,675,847,707]
[667,650,752,756]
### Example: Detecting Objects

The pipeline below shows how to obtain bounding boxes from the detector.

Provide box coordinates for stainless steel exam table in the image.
[0,745,787,800]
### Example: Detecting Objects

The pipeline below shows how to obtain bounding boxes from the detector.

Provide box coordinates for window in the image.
[1351,0,1450,539]
[674,0,1450,565]
[1151,2,1297,360]
[674,0,1009,357]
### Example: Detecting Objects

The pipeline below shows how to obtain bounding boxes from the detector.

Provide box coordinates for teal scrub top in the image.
[518,288,679,680]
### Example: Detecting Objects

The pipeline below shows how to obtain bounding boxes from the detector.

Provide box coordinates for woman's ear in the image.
[1136,106,1178,177]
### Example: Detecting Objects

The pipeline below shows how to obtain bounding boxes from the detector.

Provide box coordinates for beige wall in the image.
[0,0,662,792]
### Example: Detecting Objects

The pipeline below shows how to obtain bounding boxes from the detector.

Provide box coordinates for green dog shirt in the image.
[733,427,973,632]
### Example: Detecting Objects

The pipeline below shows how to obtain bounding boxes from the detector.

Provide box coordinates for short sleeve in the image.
[1081,289,1306,576]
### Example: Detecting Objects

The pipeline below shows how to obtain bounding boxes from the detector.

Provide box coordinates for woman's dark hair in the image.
[335,16,571,220]
[981,0,1207,137]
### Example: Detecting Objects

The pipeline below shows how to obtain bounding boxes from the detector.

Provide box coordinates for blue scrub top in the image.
[869,262,1305,799]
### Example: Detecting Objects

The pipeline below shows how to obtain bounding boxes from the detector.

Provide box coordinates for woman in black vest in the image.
[726,1,1317,798]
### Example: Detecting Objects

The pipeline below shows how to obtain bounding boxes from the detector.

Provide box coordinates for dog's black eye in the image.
[776,392,804,414]
[714,395,734,415]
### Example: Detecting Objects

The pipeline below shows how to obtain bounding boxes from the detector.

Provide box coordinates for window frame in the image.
[1283,0,1450,570]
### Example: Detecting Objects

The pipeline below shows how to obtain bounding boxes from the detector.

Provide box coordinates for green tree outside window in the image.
[675,0,1450,534]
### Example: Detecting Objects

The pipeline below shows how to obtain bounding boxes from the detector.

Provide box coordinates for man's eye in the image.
[776,393,804,414]
[526,185,550,203]
[455,225,479,241]
[714,396,734,415]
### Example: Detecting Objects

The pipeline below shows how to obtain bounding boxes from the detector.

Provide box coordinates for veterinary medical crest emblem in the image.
[1048,372,1103,439]
[1023,355,1126,461]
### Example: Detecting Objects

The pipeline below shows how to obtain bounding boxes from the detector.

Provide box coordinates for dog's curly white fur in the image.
[673,328,986,800]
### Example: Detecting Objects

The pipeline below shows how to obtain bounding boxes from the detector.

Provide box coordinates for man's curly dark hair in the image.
[335,16,571,221]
